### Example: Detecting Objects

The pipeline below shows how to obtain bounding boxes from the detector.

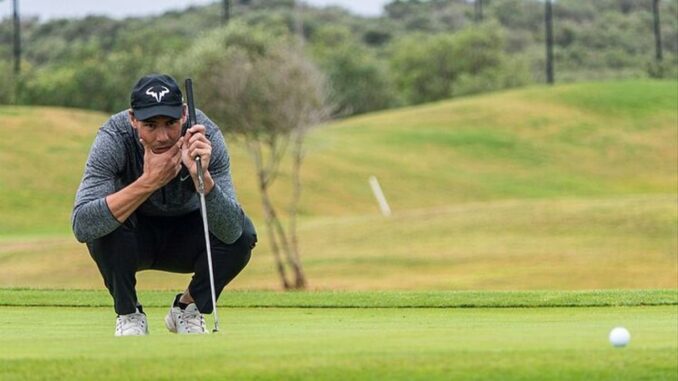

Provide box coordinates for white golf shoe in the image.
[115,307,148,336]
[165,298,208,334]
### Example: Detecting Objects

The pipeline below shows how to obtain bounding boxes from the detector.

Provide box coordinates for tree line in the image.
[0,0,675,115]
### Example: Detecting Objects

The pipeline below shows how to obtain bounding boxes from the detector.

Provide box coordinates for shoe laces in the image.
[117,312,146,333]
[179,306,206,333]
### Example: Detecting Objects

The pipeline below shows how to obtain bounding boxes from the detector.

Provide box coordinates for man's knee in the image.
[219,216,256,248]
[237,216,257,265]
[242,215,258,251]
[87,223,139,270]
[211,216,256,268]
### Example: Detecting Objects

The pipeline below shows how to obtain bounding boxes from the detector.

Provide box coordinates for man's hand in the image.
[139,137,183,190]
[181,124,214,193]
[106,137,183,224]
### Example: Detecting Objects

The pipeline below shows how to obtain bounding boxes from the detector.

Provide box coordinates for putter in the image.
[185,78,220,333]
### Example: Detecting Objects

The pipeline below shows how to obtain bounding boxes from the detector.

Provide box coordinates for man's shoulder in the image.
[196,109,220,134]
[196,109,227,148]
[100,110,133,137]
[91,111,135,159]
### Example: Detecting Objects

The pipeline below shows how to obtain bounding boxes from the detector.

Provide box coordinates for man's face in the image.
[129,107,186,154]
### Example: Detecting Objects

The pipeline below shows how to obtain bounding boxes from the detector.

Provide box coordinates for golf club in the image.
[185,78,219,333]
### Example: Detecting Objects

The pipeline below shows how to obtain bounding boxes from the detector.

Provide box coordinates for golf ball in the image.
[609,327,630,347]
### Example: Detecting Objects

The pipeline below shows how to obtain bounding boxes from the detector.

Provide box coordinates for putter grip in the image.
[185,78,198,129]
[185,78,203,163]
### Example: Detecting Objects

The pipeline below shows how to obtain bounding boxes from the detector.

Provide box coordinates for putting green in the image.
[1,290,676,380]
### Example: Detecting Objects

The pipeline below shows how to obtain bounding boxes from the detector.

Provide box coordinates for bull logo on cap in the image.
[145,86,170,103]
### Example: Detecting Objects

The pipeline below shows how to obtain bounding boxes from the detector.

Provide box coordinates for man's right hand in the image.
[139,137,184,189]
[105,137,184,224]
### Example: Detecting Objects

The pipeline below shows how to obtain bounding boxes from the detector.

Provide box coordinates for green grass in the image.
[2,289,676,308]
[541,80,678,118]
[1,290,676,381]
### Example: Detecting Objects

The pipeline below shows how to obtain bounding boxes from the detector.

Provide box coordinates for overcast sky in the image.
[0,0,389,20]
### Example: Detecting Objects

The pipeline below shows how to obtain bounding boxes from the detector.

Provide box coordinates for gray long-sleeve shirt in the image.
[72,109,244,244]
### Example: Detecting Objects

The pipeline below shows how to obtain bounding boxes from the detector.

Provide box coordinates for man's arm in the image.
[105,137,183,223]
[104,179,155,224]
[196,112,244,244]
[72,122,184,243]
[72,128,126,243]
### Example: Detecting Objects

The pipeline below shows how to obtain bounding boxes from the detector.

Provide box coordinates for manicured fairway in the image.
[1,290,676,380]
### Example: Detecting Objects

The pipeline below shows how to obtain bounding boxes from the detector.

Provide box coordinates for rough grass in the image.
[0,290,676,381]
[302,80,677,213]
[1,194,675,290]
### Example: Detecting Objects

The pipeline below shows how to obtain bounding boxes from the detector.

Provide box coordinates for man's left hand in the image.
[181,124,214,192]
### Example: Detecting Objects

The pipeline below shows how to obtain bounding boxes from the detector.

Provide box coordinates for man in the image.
[72,74,256,336]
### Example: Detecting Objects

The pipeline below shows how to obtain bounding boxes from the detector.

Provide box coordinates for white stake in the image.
[369,176,392,217]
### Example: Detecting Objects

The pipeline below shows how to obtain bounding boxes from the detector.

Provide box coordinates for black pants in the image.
[87,211,256,315]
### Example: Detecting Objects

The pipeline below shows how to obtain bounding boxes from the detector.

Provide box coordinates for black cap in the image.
[130,74,183,121]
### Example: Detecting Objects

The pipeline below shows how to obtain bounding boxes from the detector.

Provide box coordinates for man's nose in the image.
[156,128,169,141]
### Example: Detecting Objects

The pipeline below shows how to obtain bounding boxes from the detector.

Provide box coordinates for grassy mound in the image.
[0,80,675,290]
[1,80,675,234]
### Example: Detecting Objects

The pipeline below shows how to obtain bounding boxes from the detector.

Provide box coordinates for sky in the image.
[0,0,389,21]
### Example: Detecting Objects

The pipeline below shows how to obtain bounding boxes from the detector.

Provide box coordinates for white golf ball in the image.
[609,327,630,347]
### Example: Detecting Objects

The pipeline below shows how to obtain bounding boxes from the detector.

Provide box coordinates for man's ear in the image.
[180,104,188,125]
[128,109,139,130]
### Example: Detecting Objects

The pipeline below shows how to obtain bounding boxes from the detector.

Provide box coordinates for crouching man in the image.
[72,74,256,336]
